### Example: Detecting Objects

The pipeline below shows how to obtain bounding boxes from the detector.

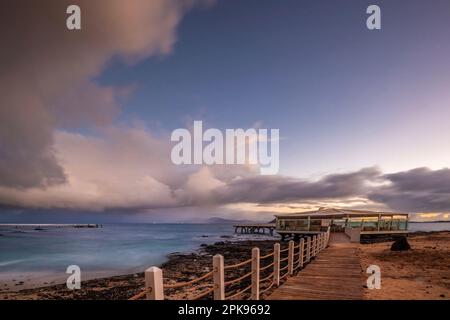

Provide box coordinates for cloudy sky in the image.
[1,0,450,223]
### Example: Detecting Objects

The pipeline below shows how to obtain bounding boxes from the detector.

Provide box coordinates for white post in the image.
[288,240,294,275]
[318,235,322,252]
[316,235,319,255]
[298,238,305,269]
[306,237,311,263]
[145,267,164,300]
[273,243,280,286]
[320,234,324,250]
[213,254,225,300]
[251,247,260,300]
[312,235,317,257]
[315,235,319,255]
[317,234,320,252]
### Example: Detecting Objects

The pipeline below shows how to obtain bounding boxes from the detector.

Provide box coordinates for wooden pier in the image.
[129,229,369,300]
[129,229,331,300]
[268,232,363,300]
[234,223,276,236]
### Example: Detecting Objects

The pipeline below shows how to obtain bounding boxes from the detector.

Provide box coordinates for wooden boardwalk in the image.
[268,233,363,300]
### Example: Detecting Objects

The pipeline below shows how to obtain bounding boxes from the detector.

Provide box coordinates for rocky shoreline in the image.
[1,239,283,300]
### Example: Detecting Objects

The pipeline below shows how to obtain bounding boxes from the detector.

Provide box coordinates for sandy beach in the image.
[360,231,450,300]
[1,231,450,300]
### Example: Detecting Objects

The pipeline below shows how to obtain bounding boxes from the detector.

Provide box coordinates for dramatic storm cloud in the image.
[0,0,201,188]
[210,167,382,204]
[369,167,450,212]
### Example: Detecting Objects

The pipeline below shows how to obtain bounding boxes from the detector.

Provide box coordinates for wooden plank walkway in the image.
[268,232,363,300]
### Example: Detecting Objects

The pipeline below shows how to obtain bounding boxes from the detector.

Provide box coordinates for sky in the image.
[1,0,450,222]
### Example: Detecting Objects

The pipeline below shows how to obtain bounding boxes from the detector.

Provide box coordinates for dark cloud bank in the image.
[206,167,450,213]
[369,167,450,212]
[2,162,450,213]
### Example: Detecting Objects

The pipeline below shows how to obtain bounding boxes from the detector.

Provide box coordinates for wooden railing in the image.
[129,228,330,300]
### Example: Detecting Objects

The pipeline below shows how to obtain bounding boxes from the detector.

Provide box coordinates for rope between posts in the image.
[163,270,213,289]
[224,258,253,270]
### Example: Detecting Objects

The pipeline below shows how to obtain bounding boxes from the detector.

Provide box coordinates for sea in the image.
[0,223,272,289]
[0,222,449,289]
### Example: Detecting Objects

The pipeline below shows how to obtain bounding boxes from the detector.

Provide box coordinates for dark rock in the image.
[390,236,411,251]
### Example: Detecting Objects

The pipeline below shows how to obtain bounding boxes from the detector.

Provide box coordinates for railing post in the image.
[316,235,319,255]
[317,234,320,252]
[251,247,260,300]
[306,237,311,263]
[273,243,280,286]
[288,240,294,275]
[145,267,164,300]
[322,233,325,249]
[298,238,305,269]
[312,235,317,257]
[213,254,225,300]
[315,235,319,255]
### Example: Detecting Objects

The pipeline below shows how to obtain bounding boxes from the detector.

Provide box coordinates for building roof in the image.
[274,207,409,219]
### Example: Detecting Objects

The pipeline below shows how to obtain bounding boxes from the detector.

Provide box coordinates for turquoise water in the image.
[0,223,255,287]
